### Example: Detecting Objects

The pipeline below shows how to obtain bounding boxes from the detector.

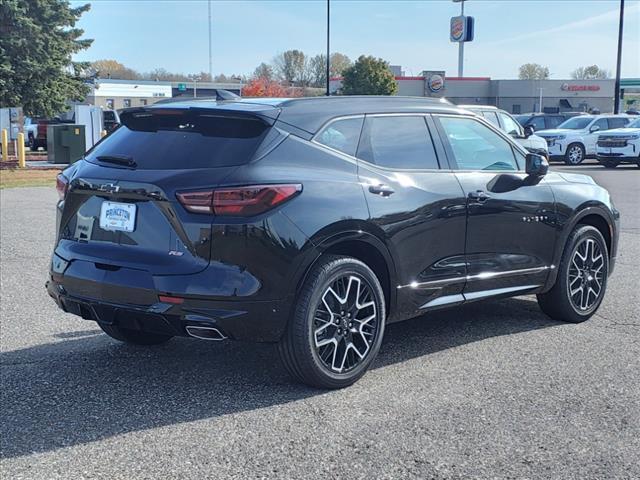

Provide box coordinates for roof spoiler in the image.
[153,89,240,105]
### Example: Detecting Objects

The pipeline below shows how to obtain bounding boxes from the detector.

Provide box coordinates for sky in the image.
[71,0,640,79]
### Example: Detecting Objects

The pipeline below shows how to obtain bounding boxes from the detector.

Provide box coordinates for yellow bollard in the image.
[101,129,107,138]
[1,128,7,162]
[17,132,26,168]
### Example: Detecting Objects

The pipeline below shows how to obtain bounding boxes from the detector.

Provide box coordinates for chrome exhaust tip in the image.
[185,325,228,341]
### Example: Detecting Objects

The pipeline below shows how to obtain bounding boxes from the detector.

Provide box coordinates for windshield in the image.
[557,117,593,130]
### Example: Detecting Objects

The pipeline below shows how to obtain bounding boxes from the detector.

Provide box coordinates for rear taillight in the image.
[177,184,301,216]
[56,174,69,201]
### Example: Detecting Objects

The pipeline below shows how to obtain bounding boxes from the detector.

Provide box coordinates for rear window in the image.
[86,111,270,169]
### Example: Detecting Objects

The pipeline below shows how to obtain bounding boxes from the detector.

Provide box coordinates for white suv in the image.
[460,105,549,158]
[536,115,631,165]
[596,117,640,168]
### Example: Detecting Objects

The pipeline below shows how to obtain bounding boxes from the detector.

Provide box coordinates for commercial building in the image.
[329,75,628,114]
[85,79,244,110]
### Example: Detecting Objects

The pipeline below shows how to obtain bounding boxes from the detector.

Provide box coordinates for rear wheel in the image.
[98,323,173,345]
[564,143,585,165]
[278,255,386,389]
[537,225,608,323]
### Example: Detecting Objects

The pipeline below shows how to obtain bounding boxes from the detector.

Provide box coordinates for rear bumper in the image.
[46,273,293,343]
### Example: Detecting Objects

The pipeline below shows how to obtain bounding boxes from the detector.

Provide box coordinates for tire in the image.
[278,255,386,389]
[98,322,173,345]
[602,160,619,168]
[564,143,585,165]
[537,225,608,323]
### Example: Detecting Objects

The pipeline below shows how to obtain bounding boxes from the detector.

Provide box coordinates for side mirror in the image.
[523,125,535,138]
[590,124,601,133]
[525,153,548,177]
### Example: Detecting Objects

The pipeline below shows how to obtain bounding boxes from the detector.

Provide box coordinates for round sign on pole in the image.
[450,15,466,42]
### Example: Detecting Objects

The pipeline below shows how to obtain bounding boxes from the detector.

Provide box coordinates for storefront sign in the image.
[424,71,446,96]
[561,83,601,92]
[450,15,474,42]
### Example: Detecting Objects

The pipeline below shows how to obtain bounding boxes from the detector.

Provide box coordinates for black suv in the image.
[514,112,586,132]
[47,96,619,388]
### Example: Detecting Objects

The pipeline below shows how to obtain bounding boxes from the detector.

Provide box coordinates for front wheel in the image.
[278,255,386,389]
[99,322,173,345]
[564,143,585,165]
[537,225,608,323]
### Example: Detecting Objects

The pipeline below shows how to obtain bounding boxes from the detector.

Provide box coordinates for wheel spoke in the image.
[313,273,378,374]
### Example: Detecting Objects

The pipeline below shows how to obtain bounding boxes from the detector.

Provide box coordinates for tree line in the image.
[518,63,611,80]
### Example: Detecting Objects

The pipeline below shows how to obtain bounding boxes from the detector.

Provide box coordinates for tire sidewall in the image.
[565,143,585,165]
[299,258,386,387]
[560,226,609,319]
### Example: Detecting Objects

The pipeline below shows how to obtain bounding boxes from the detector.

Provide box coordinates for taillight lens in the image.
[56,174,69,201]
[177,184,301,216]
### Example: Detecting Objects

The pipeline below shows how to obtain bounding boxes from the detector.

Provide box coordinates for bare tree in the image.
[571,65,610,80]
[253,62,274,81]
[273,50,307,85]
[518,63,550,80]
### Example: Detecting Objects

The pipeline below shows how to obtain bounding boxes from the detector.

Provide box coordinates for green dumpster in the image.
[47,124,86,164]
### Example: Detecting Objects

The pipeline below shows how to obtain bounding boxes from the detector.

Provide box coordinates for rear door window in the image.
[357,116,440,170]
[315,117,363,157]
[546,116,564,128]
[607,117,630,129]
[86,111,270,169]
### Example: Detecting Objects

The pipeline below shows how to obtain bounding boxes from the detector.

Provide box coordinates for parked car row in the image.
[515,113,635,166]
[23,109,120,151]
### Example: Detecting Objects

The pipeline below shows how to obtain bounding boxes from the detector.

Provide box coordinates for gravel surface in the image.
[1,160,638,479]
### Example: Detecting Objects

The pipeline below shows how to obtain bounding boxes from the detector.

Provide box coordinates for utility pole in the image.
[208,0,213,81]
[458,0,465,77]
[614,0,625,114]
[326,0,330,96]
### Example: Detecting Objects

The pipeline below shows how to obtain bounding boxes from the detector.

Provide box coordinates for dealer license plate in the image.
[99,201,137,232]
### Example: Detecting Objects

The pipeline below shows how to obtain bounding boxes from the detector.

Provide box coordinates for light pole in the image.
[614,0,625,114]
[326,0,330,96]
[458,0,465,77]
[208,0,213,81]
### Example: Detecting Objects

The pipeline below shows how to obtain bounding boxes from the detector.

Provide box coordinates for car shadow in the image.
[1,297,561,459]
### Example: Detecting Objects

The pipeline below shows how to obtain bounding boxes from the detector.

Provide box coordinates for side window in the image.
[592,118,608,131]
[608,117,629,129]
[315,117,364,157]
[357,116,439,169]
[530,116,546,131]
[498,112,522,136]
[481,111,500,128]
[546,116,564,128]
[438,116,519,171]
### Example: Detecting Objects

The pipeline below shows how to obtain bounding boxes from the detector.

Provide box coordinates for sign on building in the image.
[423,71,446,97]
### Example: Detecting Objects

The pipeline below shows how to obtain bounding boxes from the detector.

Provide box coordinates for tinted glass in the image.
[629,118,640,128]
[530,117,546,131]
[86,112,269,169]
[546,116,564,128]
[513,115,529,125]
[103,111,116,121]
[592,118,608,131]
[499,112,522,135]
[316,117,363,156]
[481,111,500,127]
[439,116,518,171]
[358,116,439,170]
[608,117,630,129]
[558,117,593,129]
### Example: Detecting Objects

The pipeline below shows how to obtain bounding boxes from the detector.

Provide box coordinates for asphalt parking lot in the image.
[1,160,638,479]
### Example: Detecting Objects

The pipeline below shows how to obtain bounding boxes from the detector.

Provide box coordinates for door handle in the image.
[468,190,491,202]
[368,184,395,197]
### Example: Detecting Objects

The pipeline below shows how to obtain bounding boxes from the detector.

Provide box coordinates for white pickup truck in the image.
[596,117,640,168]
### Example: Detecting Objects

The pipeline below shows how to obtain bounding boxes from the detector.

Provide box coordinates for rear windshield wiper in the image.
[95,155,137,168]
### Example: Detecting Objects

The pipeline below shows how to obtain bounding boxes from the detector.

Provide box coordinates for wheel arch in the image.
[544,204,616,290]
[293,229,398,316]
